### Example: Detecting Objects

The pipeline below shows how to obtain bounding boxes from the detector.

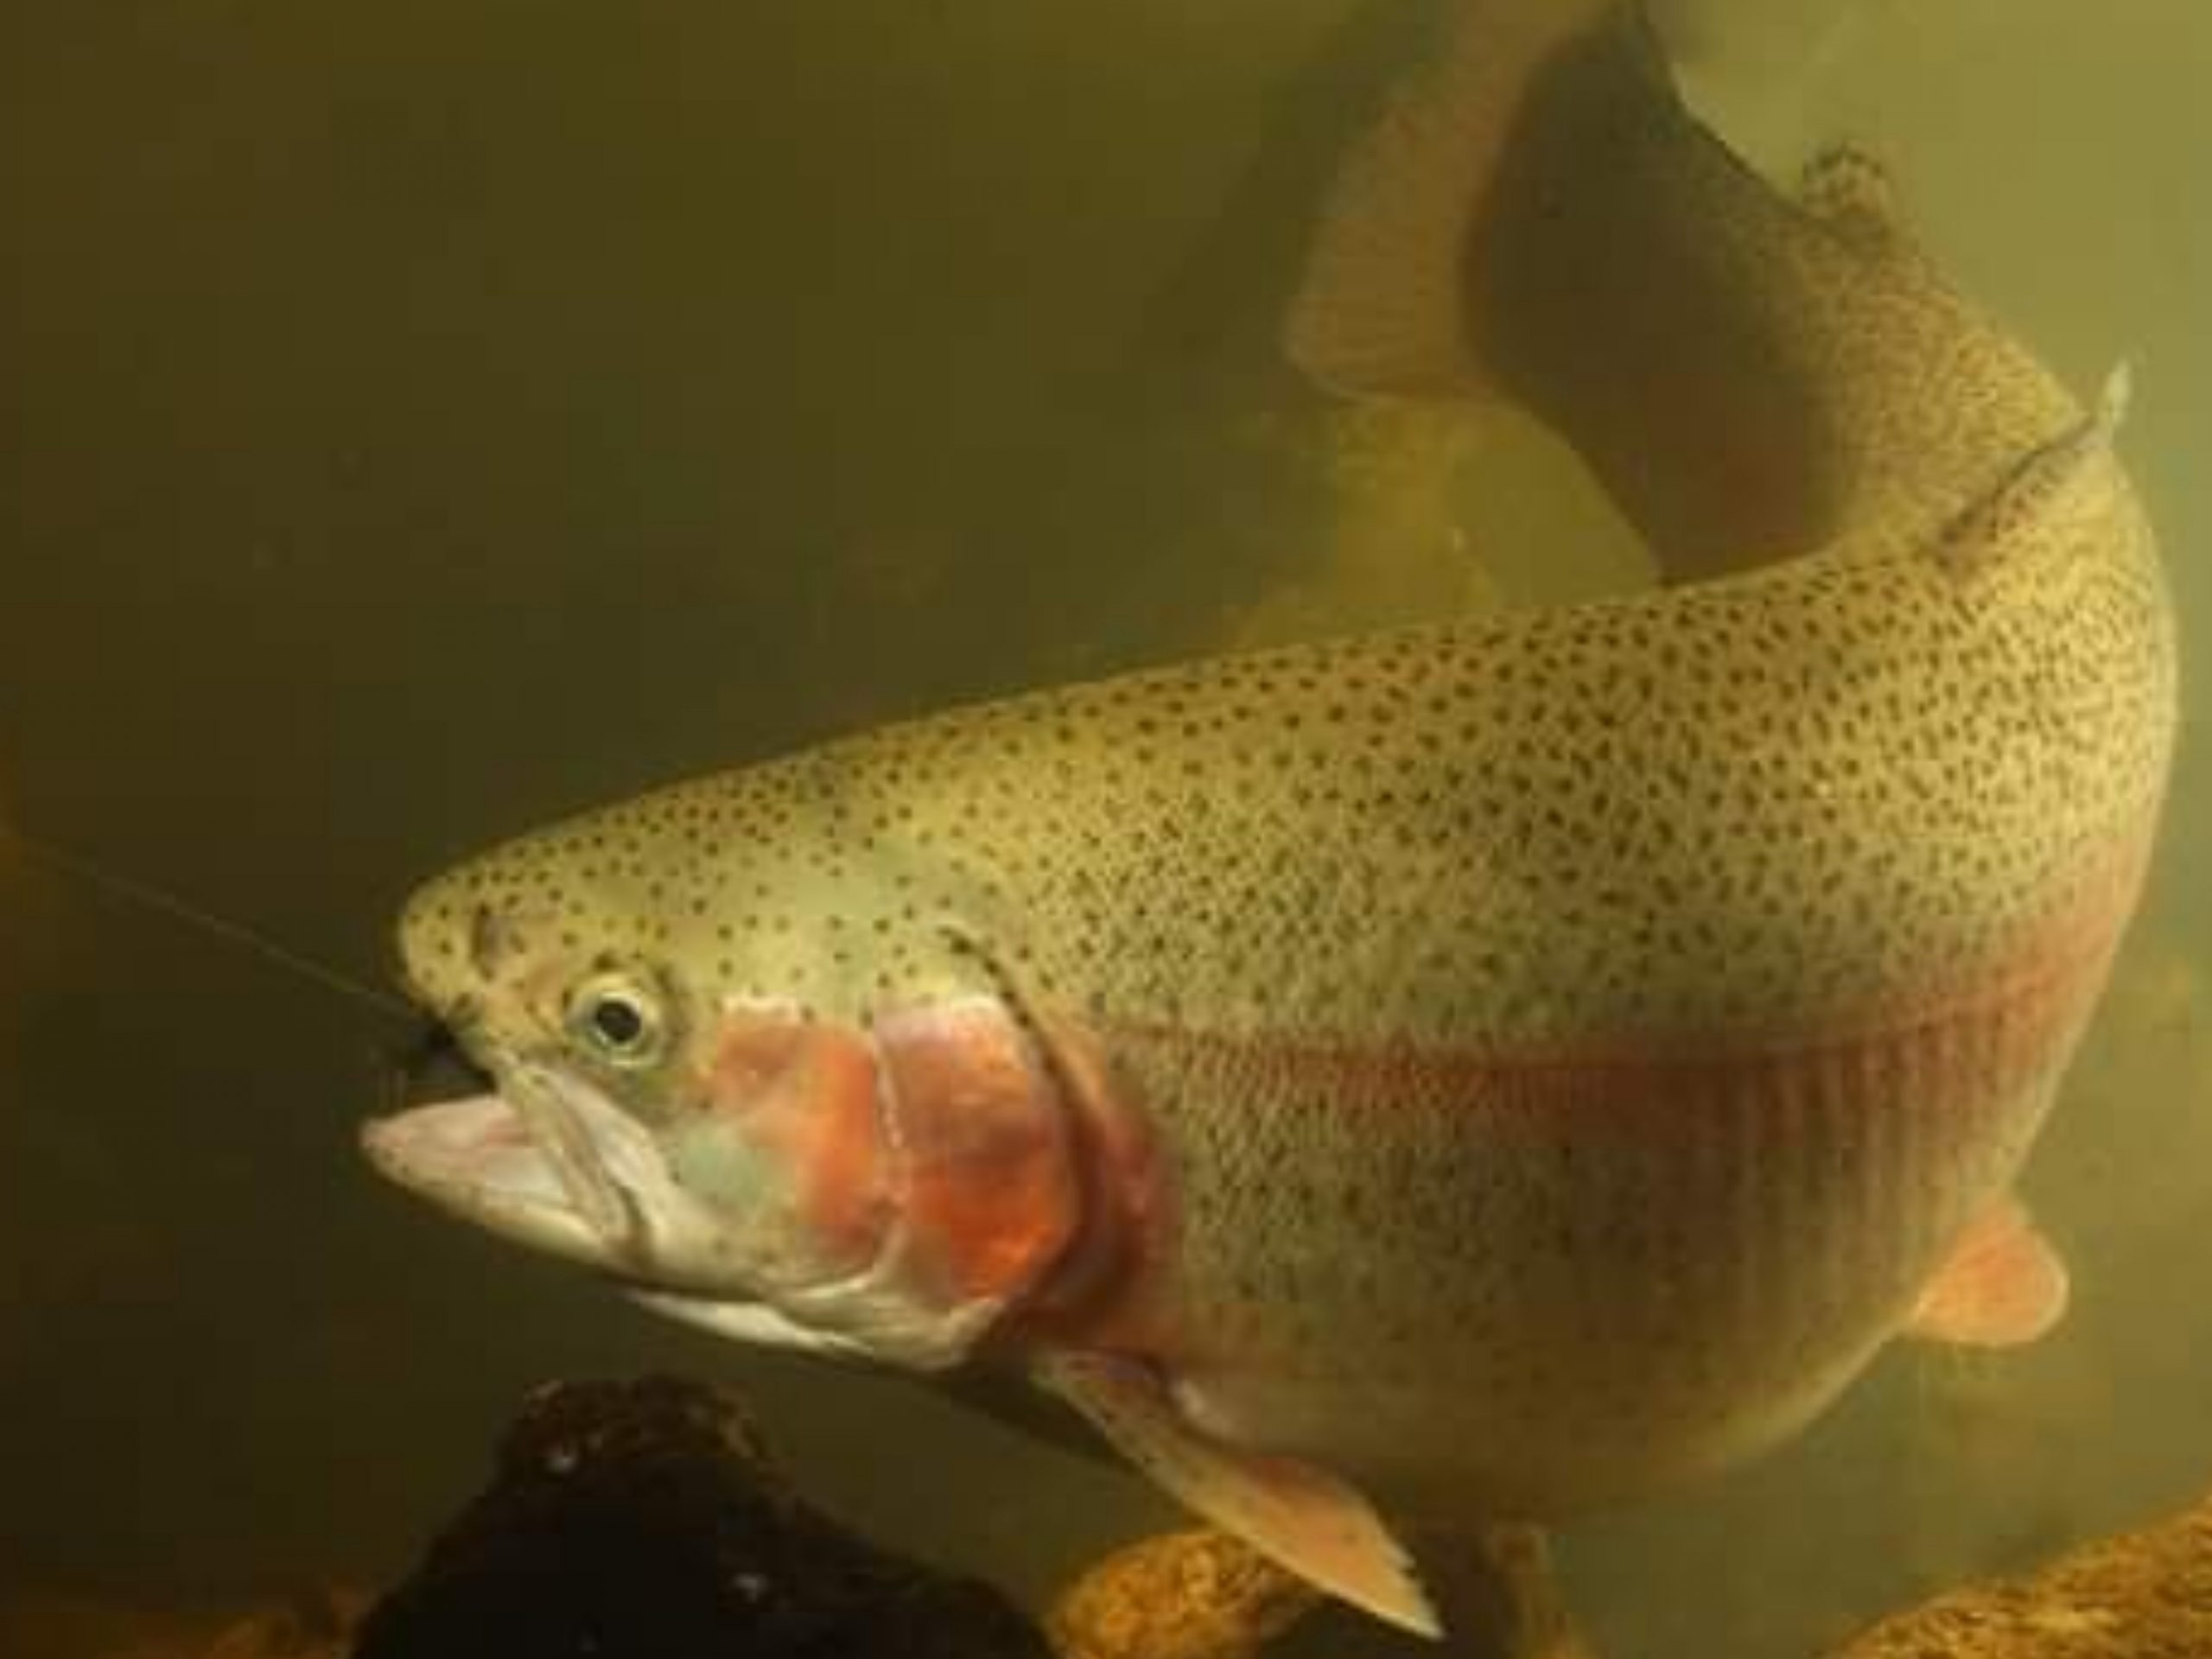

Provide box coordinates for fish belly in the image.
[1125,914,2118,1519]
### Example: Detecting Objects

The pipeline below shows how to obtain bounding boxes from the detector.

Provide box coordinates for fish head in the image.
[363,784,1103,1372]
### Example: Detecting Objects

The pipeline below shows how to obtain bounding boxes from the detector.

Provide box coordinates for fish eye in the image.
[566,973,669,1068]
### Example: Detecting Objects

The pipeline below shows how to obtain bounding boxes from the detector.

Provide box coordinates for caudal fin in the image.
[1284,0,1853,582]
[1285,0,1636,399]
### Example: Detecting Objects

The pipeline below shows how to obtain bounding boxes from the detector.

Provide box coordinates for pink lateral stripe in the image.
[1101,838,2151,1128]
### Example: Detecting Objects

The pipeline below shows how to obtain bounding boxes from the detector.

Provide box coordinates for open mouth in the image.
[359,1027,870,1359]
[363,1022,638,1269]
[385,1018,485,1104]
[361,1082,613,1267]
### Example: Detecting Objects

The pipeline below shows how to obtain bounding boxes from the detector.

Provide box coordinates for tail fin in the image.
[1285,0,1637,399]
[1284,0,1852,582]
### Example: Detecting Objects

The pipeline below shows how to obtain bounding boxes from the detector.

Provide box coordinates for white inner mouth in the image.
[363,1060,686,1269]
[359,1085,873,1359]
[360,1090,607,1263]
[505,1060,650,1248]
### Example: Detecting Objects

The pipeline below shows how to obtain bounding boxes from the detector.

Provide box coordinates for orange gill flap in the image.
[872,1000,1083,1313]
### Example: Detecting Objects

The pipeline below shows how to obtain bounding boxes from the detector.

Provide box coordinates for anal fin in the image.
[1906,1195,2070,1349]
[1034,1352,1440,1639]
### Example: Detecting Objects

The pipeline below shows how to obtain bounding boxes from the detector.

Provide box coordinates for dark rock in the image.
[353,1375,1053,1659]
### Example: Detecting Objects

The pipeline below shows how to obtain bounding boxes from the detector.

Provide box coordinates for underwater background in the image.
[1,2,2207,1653]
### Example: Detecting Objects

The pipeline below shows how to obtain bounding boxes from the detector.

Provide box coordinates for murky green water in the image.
[3,3,2207,1654]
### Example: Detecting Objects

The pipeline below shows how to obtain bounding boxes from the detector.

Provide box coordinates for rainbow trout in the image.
[364,0,2175,1635]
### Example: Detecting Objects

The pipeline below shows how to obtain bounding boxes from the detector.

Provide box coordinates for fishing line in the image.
[8,834,419,1025]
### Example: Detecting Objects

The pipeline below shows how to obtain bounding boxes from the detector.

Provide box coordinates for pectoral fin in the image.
[1906,1195,2069,1348]
[1034,1352,1440,1639]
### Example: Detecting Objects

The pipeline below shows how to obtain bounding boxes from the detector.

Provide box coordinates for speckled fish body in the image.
[365,0,2175,1634]
[472,452,2157,1505]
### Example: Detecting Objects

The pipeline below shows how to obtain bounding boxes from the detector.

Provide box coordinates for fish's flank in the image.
[369,0,2176,1637]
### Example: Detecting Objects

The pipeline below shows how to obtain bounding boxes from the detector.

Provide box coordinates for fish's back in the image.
[860,462,2167,1056]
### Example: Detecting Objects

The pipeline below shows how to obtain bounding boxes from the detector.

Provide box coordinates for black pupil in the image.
[591,996,646,1048]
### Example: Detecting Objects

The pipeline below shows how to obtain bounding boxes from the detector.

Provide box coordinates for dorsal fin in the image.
[1797,143,1904,245]
[1936,361,2133,579]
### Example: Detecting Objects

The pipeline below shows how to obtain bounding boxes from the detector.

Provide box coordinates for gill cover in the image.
[671,995,1084,1369]
[367,986,1090,1372]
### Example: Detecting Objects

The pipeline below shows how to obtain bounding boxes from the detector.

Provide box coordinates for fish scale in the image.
[833,530,2163,1041]
[368,0,2177,1637]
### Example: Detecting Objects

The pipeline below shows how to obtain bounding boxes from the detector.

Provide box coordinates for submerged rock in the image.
[0,1586,218,1659]
[194,1588,363,1659]
[1047,1522,1593,1659]
[1048,1529,1319,1659]
[1829,1485,2212,1656]
[1425,1524,1595,1659]
[353,1375,1051,1659]
[0,1584,359,1659]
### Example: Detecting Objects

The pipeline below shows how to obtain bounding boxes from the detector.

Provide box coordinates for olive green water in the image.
[1,3,2207,1654]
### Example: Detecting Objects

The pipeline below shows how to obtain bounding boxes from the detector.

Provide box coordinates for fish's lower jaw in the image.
[359,1101,617,1272]
[776,1262,1007,1374]
[625,1289,881,1364]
